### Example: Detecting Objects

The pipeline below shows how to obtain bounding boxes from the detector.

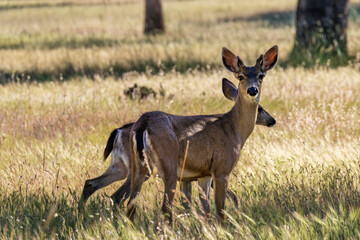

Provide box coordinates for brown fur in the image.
[127,45,278,221]
[79,80,276,212]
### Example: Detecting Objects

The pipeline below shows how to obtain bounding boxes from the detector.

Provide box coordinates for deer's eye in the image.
[238,75,244,81]
[259,74,265,82]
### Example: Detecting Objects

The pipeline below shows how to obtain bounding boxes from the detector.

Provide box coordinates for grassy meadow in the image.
[1,0,360,239]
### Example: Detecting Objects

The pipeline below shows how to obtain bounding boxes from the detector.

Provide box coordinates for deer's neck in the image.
[228,94,258,143]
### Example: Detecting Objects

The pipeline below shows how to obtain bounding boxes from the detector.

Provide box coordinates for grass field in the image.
[1,0,360,239]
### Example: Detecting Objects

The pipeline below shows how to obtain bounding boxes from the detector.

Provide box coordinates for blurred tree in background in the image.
[291,0,350,66]
[144,0,165,34]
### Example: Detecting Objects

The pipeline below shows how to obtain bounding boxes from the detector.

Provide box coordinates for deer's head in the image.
[222,77,276,127]
[222,45,278,103]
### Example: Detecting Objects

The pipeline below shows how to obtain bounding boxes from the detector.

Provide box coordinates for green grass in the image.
[1,0,360,239]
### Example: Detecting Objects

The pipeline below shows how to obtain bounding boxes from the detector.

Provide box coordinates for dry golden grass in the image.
[1,67,359,189]
[0,0,359,80]
[1,0,360,239]
[1,67,359,238]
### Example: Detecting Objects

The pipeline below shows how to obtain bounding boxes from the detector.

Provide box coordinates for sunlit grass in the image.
[1,0,360,239]
[0,0,359,81]
[1,67,359,238]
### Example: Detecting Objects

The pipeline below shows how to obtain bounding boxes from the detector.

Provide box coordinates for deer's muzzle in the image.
[247,87,258,97]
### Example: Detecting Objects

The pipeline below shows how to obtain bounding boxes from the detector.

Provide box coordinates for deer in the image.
[79,79,276,213]
[126,45,278,221]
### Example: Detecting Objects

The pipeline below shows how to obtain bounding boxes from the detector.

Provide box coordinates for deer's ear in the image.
[222,78,238,101]
[222,47,244,73]
[261,45,278,72]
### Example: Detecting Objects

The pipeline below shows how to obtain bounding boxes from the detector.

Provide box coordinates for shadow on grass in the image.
[0,190,129,239]
[0,33,173,50]
[218,10,295,27]
[349,3,360,23]
[0,52,356,84]
[236,162,360,227]
[284,47,356,68]
[2,162,360,238]
[218,3,360,27]
[0,2,73,11]
[0,58,218,84]
[0,36,122,50]
[0,1,133,11]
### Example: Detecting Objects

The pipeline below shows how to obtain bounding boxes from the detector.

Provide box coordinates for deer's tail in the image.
[135,127,146,162]
[103,123,134,161]
[103,128,120,161]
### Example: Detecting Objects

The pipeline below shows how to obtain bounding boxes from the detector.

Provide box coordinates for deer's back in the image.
[133,111,242,178]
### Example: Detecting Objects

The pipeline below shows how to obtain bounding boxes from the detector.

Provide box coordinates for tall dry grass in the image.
[0,0,359,81]
[1,67,359,238]
[1,0,360,239]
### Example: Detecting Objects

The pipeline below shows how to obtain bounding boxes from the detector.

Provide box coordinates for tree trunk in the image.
[144,0,165,34]
[292,0,350,65]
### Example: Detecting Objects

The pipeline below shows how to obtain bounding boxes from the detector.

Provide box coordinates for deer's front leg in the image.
[198,176,212,216]
[180,181,192,209]
[127,164,148,221]
[213,174,229,220]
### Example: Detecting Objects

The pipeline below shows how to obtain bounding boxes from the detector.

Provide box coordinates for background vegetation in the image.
[0,0,359,239]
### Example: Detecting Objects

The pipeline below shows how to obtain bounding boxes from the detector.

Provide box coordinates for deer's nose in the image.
[247,87,258,96]
[267,118,276,127]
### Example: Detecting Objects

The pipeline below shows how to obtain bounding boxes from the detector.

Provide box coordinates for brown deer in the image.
[79,79,276,211]
[126,46,278,221]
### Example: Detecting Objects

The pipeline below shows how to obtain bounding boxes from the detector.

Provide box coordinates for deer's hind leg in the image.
[111,176,131,205]
[126,164,148,221]
[126,132,150,221]
[111,173,151,205]
[80,159,128,204]
[80,129,130,205]
[143,129,179,221]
